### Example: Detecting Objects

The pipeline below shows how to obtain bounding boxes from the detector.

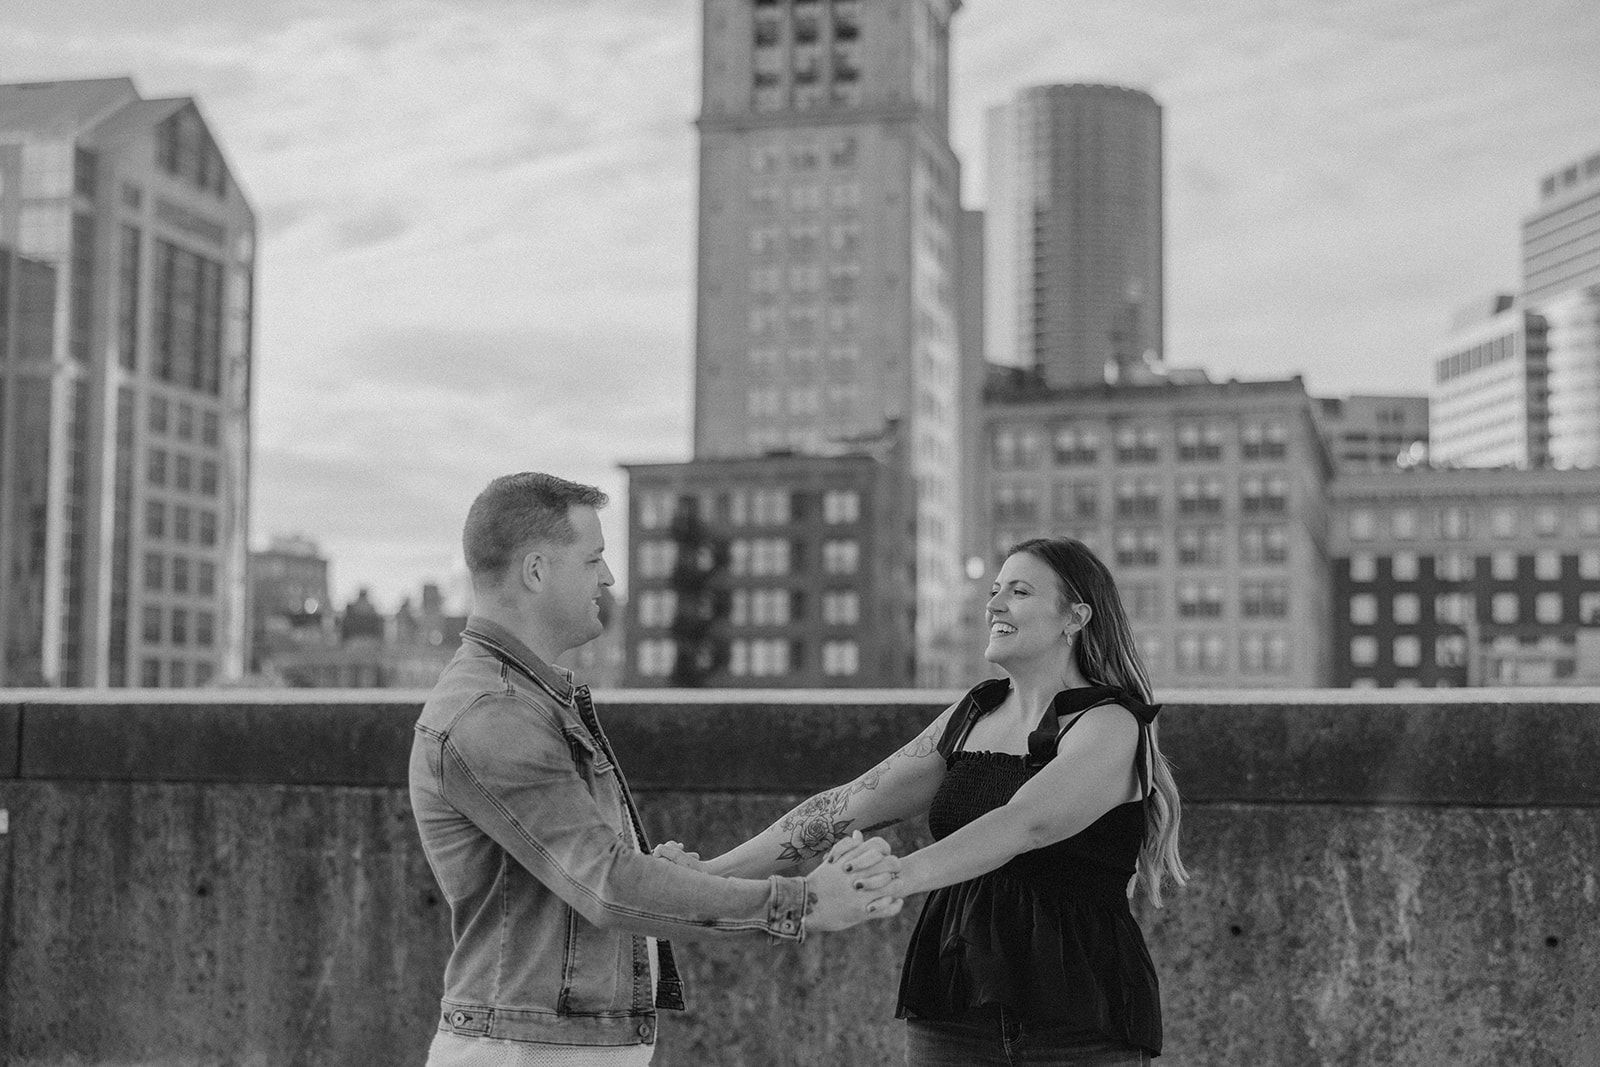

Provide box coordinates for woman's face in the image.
[983,551,1079,669]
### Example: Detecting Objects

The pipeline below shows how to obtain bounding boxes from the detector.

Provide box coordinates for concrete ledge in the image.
[4,689,1600,806]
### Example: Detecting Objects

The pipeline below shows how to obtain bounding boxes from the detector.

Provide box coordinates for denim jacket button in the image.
[450,1010,468,1027]
[637,1022,653,1039]
[779,919,797,934]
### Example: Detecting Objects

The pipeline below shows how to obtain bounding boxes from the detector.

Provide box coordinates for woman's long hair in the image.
[1008,536,1190,907]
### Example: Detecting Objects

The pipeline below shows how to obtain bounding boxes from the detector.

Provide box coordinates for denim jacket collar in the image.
[459,615,575,705]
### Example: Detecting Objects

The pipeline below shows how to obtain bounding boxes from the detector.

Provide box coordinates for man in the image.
[410,473,900,1065]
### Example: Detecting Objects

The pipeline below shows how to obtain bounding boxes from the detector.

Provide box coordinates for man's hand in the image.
[652,840,707,872]
[802,833,904,932]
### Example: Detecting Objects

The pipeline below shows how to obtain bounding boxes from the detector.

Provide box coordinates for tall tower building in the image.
[985,84,1162,389]
[0,78,256,687]
[688,0,966,683]
[1523,148,1600,307]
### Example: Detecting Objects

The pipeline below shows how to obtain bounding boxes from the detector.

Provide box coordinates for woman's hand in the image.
[652,840,707,872]
[827,831,905,896]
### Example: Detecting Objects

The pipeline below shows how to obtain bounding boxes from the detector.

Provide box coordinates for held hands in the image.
[801,831,906,933]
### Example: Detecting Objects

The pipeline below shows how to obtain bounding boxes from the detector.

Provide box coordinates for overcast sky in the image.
[3,0,1597,610]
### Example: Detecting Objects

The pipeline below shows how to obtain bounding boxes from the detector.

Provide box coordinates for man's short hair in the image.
[463,473,608,578]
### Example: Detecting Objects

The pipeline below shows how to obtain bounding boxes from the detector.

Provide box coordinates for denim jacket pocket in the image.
[564,726,615,776]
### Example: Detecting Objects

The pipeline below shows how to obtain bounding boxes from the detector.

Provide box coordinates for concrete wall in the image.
[2,689,1597,1066]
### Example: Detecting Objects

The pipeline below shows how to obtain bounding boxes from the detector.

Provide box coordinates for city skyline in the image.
[4,0,1596,610]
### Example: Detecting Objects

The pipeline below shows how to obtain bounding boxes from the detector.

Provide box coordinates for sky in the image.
[3,0,1598,611]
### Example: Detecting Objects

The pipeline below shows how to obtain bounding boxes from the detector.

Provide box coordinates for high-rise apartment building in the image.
[671,0,966,683]
[0,78,255,687]
[1331,467,1600,687]
[985,84,1162,389]
[1428,295,1549,469]
[1523,148,1600,307]
[979,374,1334,688]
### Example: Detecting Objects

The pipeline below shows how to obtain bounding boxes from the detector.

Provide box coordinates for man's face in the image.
[537,505,614,654]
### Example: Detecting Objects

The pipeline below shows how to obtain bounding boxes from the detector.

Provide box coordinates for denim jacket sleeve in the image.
[441,691,809,942]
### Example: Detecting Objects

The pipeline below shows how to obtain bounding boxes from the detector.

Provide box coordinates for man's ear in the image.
[520,550,546,592]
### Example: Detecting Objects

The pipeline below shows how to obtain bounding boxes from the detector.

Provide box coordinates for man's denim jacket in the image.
[410,618,810,1047]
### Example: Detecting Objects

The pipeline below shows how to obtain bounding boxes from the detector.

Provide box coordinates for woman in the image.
[657,536,1188,1064]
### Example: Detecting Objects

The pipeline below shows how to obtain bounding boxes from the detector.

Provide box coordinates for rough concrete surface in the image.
[1,692,1598,1066]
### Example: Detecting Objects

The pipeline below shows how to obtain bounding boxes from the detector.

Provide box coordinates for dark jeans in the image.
[905,1007,1152,1067]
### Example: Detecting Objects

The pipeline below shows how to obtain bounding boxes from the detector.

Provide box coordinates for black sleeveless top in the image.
[895,679,1163,1055]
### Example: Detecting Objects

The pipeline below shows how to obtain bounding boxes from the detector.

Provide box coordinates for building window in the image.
[1241,632,1290,674]
[1437,552,1474,581]
[171,555,190,594]
[1580,592,1600,624]
[1393,593,1421,624]
[1491,593,1519,624]
[141,658,162,687]
[1440,507,1472,540]
[822,640,859,676]
[170,608,189,647]
[1491,552,1518,581]
[1392,509,1417,540]
[637,639,677,678]
[1392,552,1419,581]
[145,501,166,539]
[823,489,860,524]
[993,426,1043,469]
[1114,528,1161,568]
[1114,479,1162,520]
[1350,594,1378,625]
[823,539,859,575]
[1350,635,1378,666]
[1176,423,1223,462]
[638,540,678,579]
[142,606,163,644]
[730,638,790,677]
[751,490,791,525]
[199,459,219,496]
[822,590,860,625]
[1241,580,1288,619]
[1580,506,1600,537]
[143,552,164,592]
[1241,525,1288,565]
[1348,509,1375,541]
[1533,506,1560,536]
[1054,482,1098,522]
[1535,592,1563,624]
[1349,553,1376,582]
[637,590,678,628]
[1435,593,1472,625]
[1175,632,1226,672]
[1393,635,1421,668]
[1176,475,1224,516]
[1534,551,1561,580]
[1177,581,1224,619]
[1176,526,1224,566]
[1242,420,1288,460]
[147,449,168,486]
[197,560,216,597]
[1114,425,1160,463]
[172,505,192,543]
[1052,427,1099,465]
[1241,474,1287,514]
[196,611,215,648]
[1490,507,1518,539]
[1436,634,1467,667]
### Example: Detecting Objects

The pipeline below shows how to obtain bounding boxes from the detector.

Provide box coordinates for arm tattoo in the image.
[777,789,853,864]
[771,728,940,863]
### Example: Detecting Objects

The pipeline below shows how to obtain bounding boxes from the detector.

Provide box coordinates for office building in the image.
[1523,148,1600,307]
[662,0,966,683]
[985,84,1162,389]
[0,78,255,686]
[979,374,1334,688]
[1330,468,1600,687]
[1543,285,1600,468]
[622,451,913,688]
[1429,295,1549,469]
[1313,394,1430,472]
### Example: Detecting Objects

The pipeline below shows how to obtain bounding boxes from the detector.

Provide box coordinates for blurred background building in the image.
[0,77,255,687]
[984,84,1163,389]
[631,0,970,685]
